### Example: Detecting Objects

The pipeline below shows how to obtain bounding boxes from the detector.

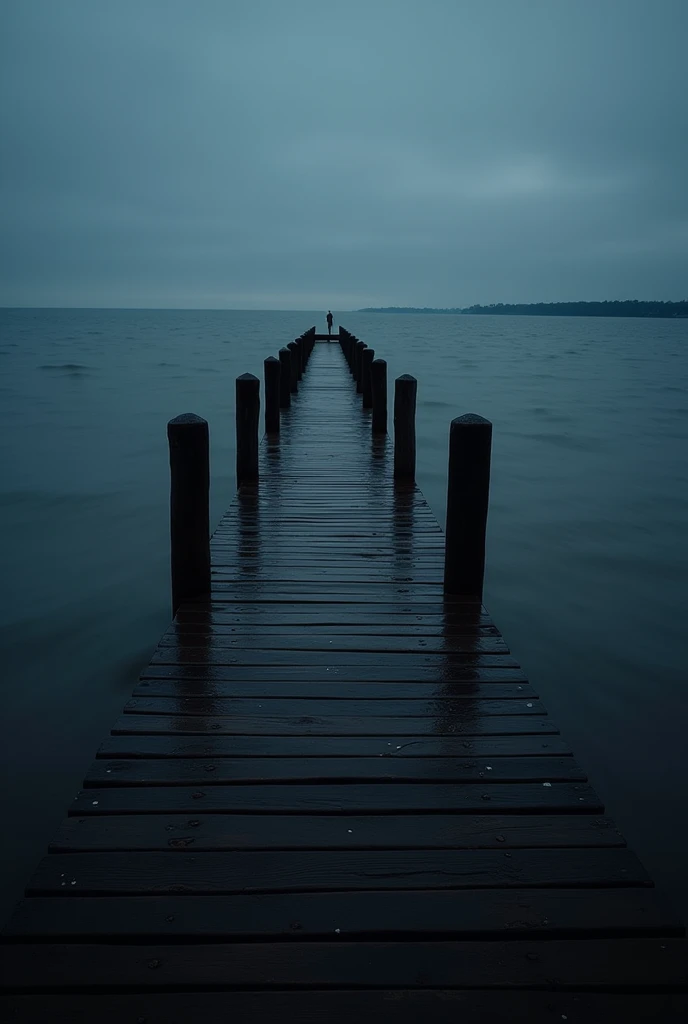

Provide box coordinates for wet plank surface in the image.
[2,338,685,1017]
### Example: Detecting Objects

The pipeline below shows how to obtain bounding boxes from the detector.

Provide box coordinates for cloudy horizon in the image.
[1,0,687,310]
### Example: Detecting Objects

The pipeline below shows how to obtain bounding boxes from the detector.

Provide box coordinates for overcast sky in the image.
[1,0,687,309]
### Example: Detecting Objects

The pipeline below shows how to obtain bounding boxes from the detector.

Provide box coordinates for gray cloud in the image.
[1,0,687,307]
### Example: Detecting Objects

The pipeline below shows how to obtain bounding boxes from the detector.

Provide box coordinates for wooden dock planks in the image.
[2,340,686,1021]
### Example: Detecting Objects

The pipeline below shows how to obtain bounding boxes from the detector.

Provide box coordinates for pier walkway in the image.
[2,337,687,1021]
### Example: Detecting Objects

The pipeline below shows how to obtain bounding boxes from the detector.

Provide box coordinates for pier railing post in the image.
[394,375,417,480]
[264,356,280,434]
[361,348,374,408]
[167,413,210,616]
[278,347,291,408]
[236,373,260,488]
[287,342,299,393]
[371,358,387,434]
[443,414,492,598]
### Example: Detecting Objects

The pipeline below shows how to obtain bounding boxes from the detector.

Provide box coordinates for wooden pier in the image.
[2,327,687,1021]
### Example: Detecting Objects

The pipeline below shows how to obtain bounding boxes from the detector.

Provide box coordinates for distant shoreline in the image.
[357,301,688,319]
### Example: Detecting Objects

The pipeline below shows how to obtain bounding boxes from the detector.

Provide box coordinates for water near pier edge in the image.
[0,307,687,924]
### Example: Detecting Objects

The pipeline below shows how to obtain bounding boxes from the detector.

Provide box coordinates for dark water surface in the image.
[1,308,687,925]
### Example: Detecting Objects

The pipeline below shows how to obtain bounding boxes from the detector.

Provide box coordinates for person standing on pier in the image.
[326,310,334,337]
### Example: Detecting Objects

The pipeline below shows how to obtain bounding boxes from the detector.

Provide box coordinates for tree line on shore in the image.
[358,300,688,318]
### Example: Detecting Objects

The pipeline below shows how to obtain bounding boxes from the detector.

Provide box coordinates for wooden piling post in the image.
[167,413,210,616]
[287,342,299,391]
[371,358,387,434]
[287,342,299,392]
[236,373,260,488]
[349,336,358,373]
[394,375,417,480]
[294,338,304,380]
[305,327,315,363]
[347,335,357,373]
[355,341,367,391]
[278,347,291,408]
[361,348,375,407]
[341,331,350,367]
[264,356,280,434]
[444,414,492,598]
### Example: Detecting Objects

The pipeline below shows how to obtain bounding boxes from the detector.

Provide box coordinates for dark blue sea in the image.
[1,307,687,924]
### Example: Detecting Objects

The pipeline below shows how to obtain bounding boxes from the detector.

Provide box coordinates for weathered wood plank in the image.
[111,714,558,736]
[3,992,687,1023]
[49,813,625,852]
[140,664,528,683]
[6,888,681,940]
[150,649,520,667]
[158,634,510,653]
[84,755,584,786]
[98,733,570,759]
[134,680,536,700]
[209,572,450,584]
[28,848,648,896]
[123,697,545,717]
[208,587,481,603]
[175,604,492,623]
[4,938,687,991]
[210,557,448,567]
[166,623,499,636]
[70,781,601,815]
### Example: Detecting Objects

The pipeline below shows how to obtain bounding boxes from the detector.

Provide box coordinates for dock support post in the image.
[371,358,387,434]
[339,328,349,365]
[342,329,352,367]
[287,342,299,392]
[278,347,291,408]
[306,327,316,364]
[355,341,367,391]
[167,413,210,616]
[444,414,492,598]
[347,335,357,374]
[294,338,304,380]
[361,348,375,407]
[343,332,352,369]
[236,373,260,488]
[394,375,417,480]
[264,356,280,434]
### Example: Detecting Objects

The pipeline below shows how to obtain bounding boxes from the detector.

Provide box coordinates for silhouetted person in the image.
[326,311,333,337]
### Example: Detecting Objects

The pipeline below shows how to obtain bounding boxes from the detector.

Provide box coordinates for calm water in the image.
[1,308,687,924]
